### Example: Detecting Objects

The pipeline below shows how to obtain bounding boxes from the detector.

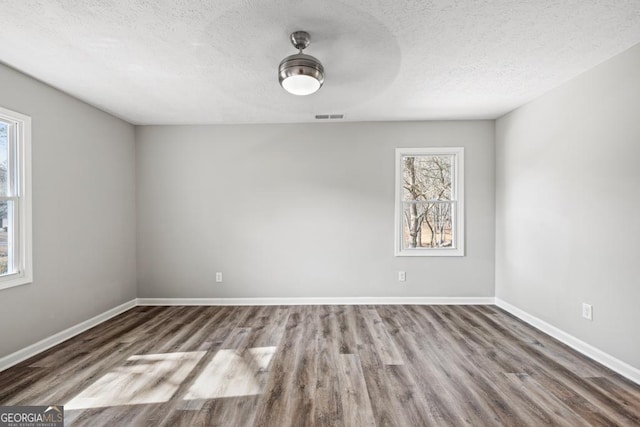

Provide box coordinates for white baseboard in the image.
[495,298,640,385]
[0,299,137,372]
[136,296,496,306]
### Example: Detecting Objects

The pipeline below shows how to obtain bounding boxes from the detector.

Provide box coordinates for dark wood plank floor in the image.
[1,305,639,426]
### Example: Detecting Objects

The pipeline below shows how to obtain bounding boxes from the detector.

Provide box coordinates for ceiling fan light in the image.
[281,74,321,96]
[278,31,324,96]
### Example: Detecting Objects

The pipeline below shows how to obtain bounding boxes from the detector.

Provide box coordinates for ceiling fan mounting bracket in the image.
[290,31,311,51]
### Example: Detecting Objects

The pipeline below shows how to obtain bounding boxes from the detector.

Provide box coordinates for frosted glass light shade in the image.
[281,74,321,96]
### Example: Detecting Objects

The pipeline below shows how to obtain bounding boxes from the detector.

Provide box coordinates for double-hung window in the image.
[395,147,464,256]
[0,106,32,290]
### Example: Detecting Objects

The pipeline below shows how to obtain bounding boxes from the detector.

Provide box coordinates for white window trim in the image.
[395,147,464,257]
[0,106,32,290]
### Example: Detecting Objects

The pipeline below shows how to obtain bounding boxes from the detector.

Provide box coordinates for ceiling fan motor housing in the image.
[278,53,325,86]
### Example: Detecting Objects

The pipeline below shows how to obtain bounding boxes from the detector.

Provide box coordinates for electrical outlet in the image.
[582,303,592,320]
[215,272,223,283]
[398,271,406,282]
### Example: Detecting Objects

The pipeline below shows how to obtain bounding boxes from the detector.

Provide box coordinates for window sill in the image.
[395,248,465,257]
[0,273,33,291]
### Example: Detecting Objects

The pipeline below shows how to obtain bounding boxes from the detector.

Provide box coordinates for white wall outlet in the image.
[582,303,593,320]
[215,272,223,283]
[398,271,406,282]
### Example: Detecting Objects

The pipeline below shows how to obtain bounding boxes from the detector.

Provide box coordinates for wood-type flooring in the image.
[0,305,639,426]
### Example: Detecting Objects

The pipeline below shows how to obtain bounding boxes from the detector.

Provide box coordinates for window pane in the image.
[403,202,454,249]
[0,200,14,275]
[402,155,453,202]
[0,122,8,197]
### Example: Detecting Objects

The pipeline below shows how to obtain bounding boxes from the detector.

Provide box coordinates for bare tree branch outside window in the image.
[402,155,454,249]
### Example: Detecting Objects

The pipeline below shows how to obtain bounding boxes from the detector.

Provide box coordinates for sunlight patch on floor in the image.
[185,346,276,400]
[65,351,206,410]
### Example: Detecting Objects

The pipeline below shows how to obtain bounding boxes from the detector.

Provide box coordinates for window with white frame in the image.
[0,106,32,290]
[395,147,464,256]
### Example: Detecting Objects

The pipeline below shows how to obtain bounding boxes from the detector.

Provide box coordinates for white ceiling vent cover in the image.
[315,114,344,120]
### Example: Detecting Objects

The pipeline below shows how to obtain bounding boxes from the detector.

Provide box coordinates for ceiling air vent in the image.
[315,114,344,120]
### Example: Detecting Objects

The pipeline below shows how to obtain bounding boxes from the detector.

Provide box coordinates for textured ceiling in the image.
[1,0,640,124]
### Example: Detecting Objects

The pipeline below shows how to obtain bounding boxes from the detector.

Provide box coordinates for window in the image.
[395,147,464,256]
[0,106,32,290]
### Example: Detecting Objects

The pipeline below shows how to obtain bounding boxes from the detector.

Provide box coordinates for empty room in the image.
[0,1,639,426]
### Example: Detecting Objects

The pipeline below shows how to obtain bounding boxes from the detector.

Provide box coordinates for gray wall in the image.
[136,121,495,298]
[0,64,137,357]
[496,43,640,369]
